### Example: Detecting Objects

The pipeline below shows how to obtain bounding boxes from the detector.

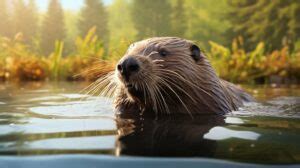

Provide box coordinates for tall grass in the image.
[0,29,114,81]
[208,37,300,84]
[49,41,64,80]
[75,26,104,59]
[0,31,299,84]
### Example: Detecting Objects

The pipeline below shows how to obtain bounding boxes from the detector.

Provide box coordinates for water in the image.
[0,82,299,164]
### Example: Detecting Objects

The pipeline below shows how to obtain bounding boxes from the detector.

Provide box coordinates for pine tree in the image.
[183,0,230,49]
[227,0,300,51]
[25,0,38,44]
[131,0,172,39]
[0,0,12,37]
[40,0,65,55]
[171,0,187,37]
[108,0,136,45]
[78,0,108,45]
[12,0,38,44]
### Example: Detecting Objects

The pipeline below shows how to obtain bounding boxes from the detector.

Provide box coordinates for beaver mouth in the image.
[126,84,135,92]
[125,83,144,99]
[126,83,134,89]
[125,83,137,92]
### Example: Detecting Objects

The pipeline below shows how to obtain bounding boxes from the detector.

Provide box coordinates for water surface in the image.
[0,82,299,164]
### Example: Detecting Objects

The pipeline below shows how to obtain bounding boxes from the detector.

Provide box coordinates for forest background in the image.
[0,0,299,84]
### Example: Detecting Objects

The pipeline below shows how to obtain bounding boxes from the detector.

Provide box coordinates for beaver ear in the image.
[190,44,202,62]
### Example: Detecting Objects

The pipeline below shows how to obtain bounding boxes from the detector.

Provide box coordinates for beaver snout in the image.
[117,57,140,81]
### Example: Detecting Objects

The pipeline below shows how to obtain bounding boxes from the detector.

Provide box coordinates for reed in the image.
[208,37,300,84]
[0,32,299,84]
[49,41,64,80]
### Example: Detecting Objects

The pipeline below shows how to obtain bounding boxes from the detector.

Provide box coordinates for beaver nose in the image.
[117,57,140,81]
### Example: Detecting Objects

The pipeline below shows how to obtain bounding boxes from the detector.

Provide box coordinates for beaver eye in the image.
[159,49,168,57]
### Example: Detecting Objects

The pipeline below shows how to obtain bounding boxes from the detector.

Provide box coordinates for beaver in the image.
[100,37,253,117]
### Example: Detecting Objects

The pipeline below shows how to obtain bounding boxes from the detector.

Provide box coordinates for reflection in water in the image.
[116,113,300,164]
[0,82,299,164]
[116,115,225,157]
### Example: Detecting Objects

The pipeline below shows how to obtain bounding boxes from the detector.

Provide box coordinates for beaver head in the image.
[97,37,252,117]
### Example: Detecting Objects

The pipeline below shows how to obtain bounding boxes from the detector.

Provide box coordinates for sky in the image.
[34,0,112,11]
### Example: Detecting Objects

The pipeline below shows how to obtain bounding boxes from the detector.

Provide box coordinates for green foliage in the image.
[64,11,80,55]
[0,28,113,81]
[171,0,187,37]
[108,38,132,62]
[184,0,231,50]
[0,0,299,84]
[49,41,64,80]
[78,0,108,47]
[108,0,136,54]
[0,31,299,83]
[75,26,104,59]
[227,0,300,51]
[131,0,172,39]
[40,0,65,56]
[208,37,299,83]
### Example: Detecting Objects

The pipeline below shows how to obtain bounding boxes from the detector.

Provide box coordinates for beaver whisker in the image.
[146,71,192,116]
[98,77,116,97]
[141,76,153,108]
[92,72,117,98]
[106,85,117,98]
[144,76,163,114]
[79,78,102,100]
[150,81,167,114]
[149,81,162,115]
[141,82,147,106]
[160,72,215,105]
[158,69,214,97]
[156,70,216,110]
[79,72,110,94]
[144,75,166,115]
[157,77,197,104]
[158,69,235,113]
[80,72,114,99]
[144,79,158,113]
[151,84,161,115]
[156,77,193,118]
[156,71,200,95]
[155,82,171,114]
[155,87,166,114]
[102,82,117,98]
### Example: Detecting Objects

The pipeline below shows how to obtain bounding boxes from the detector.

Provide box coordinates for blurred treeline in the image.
[0,0,299,84]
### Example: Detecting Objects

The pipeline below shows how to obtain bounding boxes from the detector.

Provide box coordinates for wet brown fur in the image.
[100,37,253,117]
